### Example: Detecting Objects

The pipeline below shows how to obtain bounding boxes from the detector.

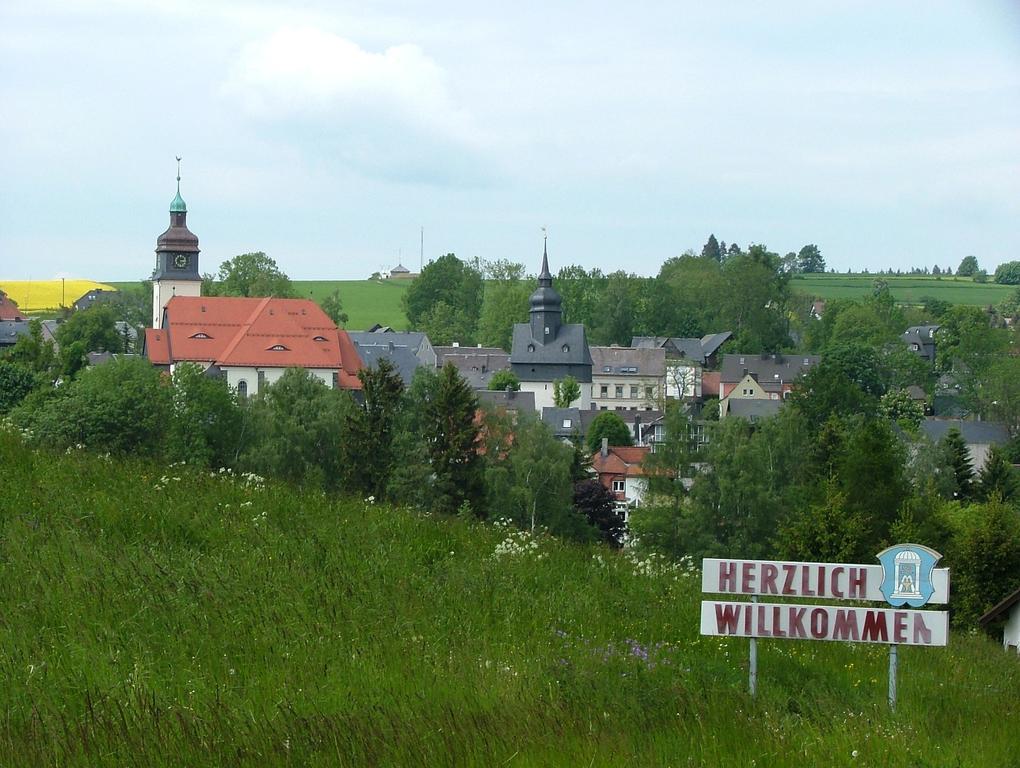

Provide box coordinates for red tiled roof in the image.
[146,296,362,388]
[592,445,650,477]
[0,293,23,321]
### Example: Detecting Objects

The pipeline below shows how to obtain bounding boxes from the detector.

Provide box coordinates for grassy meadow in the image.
[1,431,1019,767]
[791,274,1014,306]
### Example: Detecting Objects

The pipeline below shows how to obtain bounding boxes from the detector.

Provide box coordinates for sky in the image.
[1,0,1019,281]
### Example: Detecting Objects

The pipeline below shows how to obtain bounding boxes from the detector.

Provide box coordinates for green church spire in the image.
[170,156,187,213]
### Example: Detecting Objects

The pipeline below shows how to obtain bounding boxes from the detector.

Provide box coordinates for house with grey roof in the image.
[590,345,665,411]
[509,243,593,411]
[349,330,437,368]
[477,388,536,417]
[902,325,940,363]
[720,353,819,400]
[435,345,510,390]
[73,288,118,312]
[350,341,423,387]
[920,418,1010,471]
[541,407,583,442]
[632,332,732,399]
[0,320,31,350]
[724,398,783,421]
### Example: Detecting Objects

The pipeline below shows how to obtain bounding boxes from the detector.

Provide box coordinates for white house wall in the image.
[520,381,593,412]
[226,366,335,396]
[1004,605,1020,653]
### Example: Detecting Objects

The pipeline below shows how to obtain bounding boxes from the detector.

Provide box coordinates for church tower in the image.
[152,159,201,329]
[528,238,563,343]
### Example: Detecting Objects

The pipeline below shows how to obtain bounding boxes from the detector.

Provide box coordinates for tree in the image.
[574,479,625,547]
[993,260,1020,285]
[586,411,632,453]
[791,343,884,427]
[507,417,580,535]
[419,301,476,345]
[978,357,1020,433]
[879,389,924,431]
[947,497,1020,627]
[0,361,39,415]
[415,363,484,516]
[957,255,979,277]
[349,358,406,499]
[12,357,171,455]
[478,259,531,351]
[403,254,483,335]
[798,244,825,273]
[590,271,640,345]
[553,375,581,407]
[209,252,295,298]
[319,289,348,327]
[701,234,722,262]
[166,363,242,468]
[54,304,124,378]
[3,318,55,377]
[241,368,356,489]
[976,446,1018,503]
[488,370,520,392]
[941,428,975,501]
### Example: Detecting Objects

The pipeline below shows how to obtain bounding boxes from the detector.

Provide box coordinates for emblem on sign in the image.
[877,544,942,608]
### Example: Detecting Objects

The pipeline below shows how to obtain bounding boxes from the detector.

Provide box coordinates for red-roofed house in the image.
[145,295,361,396]
[591,441,651,515]
[0,291,24,321]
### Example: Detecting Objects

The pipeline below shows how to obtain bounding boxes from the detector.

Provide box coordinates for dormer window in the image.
[190,332,211,339]
[268,344,289,351]
[313,335,328,342]
[603,366,611,372]
[562,419,572,428]
[562,344,570,353]
[527,344,535,353]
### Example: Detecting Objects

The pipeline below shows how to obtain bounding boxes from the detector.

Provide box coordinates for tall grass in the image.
[1,432,1018,766]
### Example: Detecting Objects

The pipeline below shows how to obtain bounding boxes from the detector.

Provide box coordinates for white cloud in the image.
[223,26,477,144]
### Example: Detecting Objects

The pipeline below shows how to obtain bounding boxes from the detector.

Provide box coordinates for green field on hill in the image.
[2,432,1019,767]
[791,274,1014,306]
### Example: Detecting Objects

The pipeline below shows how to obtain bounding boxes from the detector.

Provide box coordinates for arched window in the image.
[237,380,248,399]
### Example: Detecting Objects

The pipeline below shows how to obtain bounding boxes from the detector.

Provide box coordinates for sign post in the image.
[700,545,949,707]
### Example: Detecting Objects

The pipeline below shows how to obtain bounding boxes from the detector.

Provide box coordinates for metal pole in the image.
[749,595,758,698]
[888,644,898,711]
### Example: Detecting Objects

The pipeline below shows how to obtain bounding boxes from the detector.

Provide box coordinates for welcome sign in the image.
[699,545,951,706]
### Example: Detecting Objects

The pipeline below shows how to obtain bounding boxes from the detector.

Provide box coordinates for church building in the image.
[508,242,593,411]
[143,165,361,396]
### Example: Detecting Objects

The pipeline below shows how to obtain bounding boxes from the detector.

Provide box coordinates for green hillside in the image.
[791,274,1013,306]
[2,432,1018,767]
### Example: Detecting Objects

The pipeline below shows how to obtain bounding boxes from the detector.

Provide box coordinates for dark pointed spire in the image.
[538,228,552,286]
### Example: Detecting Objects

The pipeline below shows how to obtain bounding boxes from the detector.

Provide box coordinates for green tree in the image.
[208,252,295,298]
[993,260,1020,285]
[478,259,531,351]
[0,361,40,415]
[488,370,520,392]
[506,417,581,535]
[590,272,641,345]
[935,305,1005,377]
[54,304,125,378]
[166,363,242,468]
[553,375,581,407]
[947,497,1020,627]
[879,389,924,431]
[12,357,171,455]
[798,244,825,273]
[941,428,975,501]
[403,254,483,335]
[701,234,722,262]
[414,363,484,516]
[586,411,633,453]
[319,289,348,327]
[779,479,868,562]
[978,357,1020,432]
[791,343,884,427]
[555,265,608,331]
[976,446,1018,503]
[3,318,56,377]
[957,255,979,277]
[241,368,356,489]
[419,300,476,345]
[349,358,406,499]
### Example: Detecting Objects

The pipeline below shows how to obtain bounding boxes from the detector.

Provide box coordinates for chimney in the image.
[388,341,395,351]
[634,415,642,444]
[601,437,608,458]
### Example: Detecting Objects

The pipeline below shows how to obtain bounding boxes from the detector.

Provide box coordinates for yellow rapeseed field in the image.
[0,280,117,312]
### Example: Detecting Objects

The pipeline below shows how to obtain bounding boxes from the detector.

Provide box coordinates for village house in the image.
[979,585,1020,655]
[919,419,1010,472]
[589,345,665,411]
[435,345,510,389]
[591,440,651,518]
[632,333,732,399]
[347,330,436,387]
[718,352,819,417]
[902,325,940,363]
